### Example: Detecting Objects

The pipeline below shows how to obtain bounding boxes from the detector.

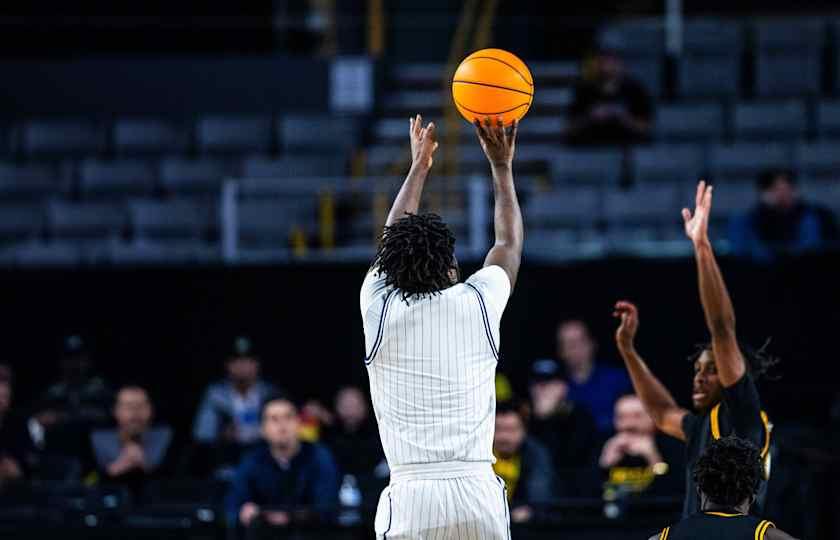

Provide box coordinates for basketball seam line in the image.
[452,79,533,97]
[454,98,530,116]
[464,56,534,86]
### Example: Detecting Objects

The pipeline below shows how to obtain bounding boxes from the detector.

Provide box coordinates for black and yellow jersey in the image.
[681,374,772,516]
[658,511,775,540]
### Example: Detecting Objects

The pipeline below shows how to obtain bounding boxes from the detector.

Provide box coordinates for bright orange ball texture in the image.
[452,48,534,126]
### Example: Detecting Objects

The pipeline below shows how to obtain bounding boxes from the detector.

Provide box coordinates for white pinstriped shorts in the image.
[374,462,510,540]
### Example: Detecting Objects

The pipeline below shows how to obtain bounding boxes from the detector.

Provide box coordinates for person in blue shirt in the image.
[225,394,340,529]
[556,319,631,433]
[729,169,837,263]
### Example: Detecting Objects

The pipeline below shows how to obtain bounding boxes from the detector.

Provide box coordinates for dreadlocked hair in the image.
[693,435,762,508]
[372,213,456,302]
[688,338,781,381]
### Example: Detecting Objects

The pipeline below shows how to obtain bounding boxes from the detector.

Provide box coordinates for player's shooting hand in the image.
[682,180,713,245]
[409,114,438,171]
[613,301,639,351]
[475,116,517,169]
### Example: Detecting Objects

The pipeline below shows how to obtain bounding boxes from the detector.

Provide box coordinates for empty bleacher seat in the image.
[47,201,126,240]
[0,205,44,242]
[0,163,61,200]
[113,118,190,156]
[598,18,665,58]
[800,180,840,214]
[237,200,317,248]
[796,142,840,182]
[129,200,216,241]
[159,157,229,196]
[241,155,345,178]
[102,239,219,265]
[755,19,824,97]
[552,148,624,185]
[279,115,357,154]
[515,117,566,141]
[604,184,681,227]
[525,186,602,229]
[625,57,663,98]
[630,145,706,184]
[196,115,273,154]
[709,143,794,183]
[240,177,339,198]
[2,241,84,266]
[20,120,106,158]
[677,19,743,98]
[655,103,725,142]
[78,159,157,199]
[816,100,840,139]
[732,100,808,141]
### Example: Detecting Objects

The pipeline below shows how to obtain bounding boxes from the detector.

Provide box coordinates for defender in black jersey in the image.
[650,436,795,540]
[614,182,777,515]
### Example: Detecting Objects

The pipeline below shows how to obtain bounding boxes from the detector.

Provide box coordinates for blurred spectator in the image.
[320,386,385,478]
[36,335,113,431]
[566,47,653,146]
[89,385,173,495]
[226,394,339,529]
[557,320,631,433]
[493,402,555,524]
[598,395,683,499]
[729,169,838,263]
[528,358,598,470]
[193,337,279,471]
[0,365,32,487]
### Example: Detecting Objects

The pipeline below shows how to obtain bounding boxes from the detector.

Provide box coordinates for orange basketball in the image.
[451,48,534,126]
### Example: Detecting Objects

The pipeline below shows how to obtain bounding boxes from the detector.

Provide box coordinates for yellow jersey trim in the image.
[705,511,744,517]
[755,520,775,540]
[659,526,670,540]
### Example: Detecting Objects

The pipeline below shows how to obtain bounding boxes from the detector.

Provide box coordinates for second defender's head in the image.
[693,435,763,513]
[373,212,458,301]
[690,342,779,411]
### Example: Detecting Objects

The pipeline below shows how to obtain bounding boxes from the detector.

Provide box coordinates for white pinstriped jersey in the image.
[360,265,511,468]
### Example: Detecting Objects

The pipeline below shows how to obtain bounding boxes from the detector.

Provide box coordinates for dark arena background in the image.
[1,3,839,540]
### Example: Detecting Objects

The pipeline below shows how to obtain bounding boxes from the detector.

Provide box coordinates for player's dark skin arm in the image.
[474,116,523,288]
[614,301,688,441]
[385,114,439,227]
[683,181,746,387]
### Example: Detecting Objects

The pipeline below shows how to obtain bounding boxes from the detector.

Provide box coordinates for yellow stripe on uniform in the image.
[710,404,721,439]
[706,511,743,517]
[659,526,670,540]
[755,520,775,540]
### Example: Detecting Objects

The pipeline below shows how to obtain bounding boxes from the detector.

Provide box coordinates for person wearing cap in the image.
[557,319,632,434]
[193,337,280,455]
[528,358,598,476]
[36,335,113,431]
[566,46,654,146]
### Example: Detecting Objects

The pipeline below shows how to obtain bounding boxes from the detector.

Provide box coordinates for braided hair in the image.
[688,339,780,381]
[693,435,762,508]
[372,213,457,302]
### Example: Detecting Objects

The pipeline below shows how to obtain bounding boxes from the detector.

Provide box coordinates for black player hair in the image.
[260,392,298,419]
[757,168,796,191]
[372,212,457,302]
[693,435,762,508]
[688,339,780,381]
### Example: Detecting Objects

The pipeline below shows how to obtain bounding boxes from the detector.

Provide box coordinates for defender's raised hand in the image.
[409,114,438,171]
[682,180,713,245]
[613,300,640,352]
[475,116,517,168]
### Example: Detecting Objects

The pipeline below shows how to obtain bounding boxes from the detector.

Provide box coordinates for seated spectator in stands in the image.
[493,402,555,524]
[193,337,278,471]
[598,395,684,499]
[0,365,32,487]
[557,320,631,433]
[321,386,385,479]
[528,358,598,471]
[226,394,339,529]
[566,47,653,146]
[36,335,113,431]
[90,385,173,494]
[729,169,838,263]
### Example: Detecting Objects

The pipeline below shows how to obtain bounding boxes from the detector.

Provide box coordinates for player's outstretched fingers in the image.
[509,119,518,145]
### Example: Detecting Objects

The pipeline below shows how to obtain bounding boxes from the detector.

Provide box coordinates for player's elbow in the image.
[709,316,736,338]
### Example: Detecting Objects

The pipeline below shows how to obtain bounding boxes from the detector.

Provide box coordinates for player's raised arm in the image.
[475,116,524,288]
[613,301,689,441]
[682,181,746,387]
[384,114,439,227]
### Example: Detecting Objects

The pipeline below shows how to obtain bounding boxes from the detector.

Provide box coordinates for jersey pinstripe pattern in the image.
[360,265,511,467]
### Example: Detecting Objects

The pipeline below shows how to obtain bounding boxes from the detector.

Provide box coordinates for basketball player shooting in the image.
[359,114,522,539]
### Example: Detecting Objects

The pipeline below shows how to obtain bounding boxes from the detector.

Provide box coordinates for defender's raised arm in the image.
[385,114,439,227]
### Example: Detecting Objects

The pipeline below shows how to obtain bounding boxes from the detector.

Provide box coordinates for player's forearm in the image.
[693,239,736,337]
[385,164,430,226]
[490,163,523,251]
[617,344,680,425]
